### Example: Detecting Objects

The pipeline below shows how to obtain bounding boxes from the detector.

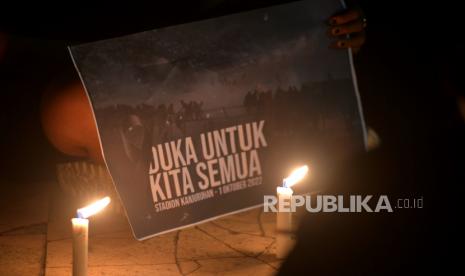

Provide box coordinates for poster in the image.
[69,0,366,240]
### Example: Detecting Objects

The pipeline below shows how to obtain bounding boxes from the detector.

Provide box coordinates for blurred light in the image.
[77,196,111,218]
[284,165,309,188]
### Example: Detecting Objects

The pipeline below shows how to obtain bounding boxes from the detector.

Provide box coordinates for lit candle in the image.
[276,165,308,259]
[72,218,88,276]
[72,196,111,276]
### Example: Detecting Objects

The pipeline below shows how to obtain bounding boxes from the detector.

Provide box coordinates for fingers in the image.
[327,8,367,53]
[329,9,361,26]
[328,20,365,36]
[329,32,366,49]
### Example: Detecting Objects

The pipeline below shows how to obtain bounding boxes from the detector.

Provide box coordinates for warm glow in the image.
[77,197,111,219]
[277,186,294,195]
[71,218,89,227]
[283,165,309,188]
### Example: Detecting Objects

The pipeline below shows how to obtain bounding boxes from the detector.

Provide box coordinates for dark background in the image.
[0,0,463,186]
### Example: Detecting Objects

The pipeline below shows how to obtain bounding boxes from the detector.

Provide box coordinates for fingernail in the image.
[332,28,340,35]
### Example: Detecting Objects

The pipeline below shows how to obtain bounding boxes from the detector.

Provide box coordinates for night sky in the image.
[70,0,349,109]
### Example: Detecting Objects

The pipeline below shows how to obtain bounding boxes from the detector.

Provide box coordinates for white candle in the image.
[276,186,295,259]
[72,218,88,276]
[276,165,309,259]
[71,196,111,276]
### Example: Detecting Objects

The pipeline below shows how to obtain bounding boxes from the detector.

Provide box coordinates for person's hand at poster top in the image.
[328,8,367,54]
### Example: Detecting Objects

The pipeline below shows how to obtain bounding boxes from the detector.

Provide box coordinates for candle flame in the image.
[284,165,309,188]
[77,196,111,219]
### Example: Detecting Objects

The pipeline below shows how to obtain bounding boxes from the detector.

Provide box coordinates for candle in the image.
[276,186,294,259]
[276,165,309,259]
[72,218,88,276]
[72,196,111,276]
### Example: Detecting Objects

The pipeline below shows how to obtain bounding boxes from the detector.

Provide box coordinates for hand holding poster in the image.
[70,0,366,240]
